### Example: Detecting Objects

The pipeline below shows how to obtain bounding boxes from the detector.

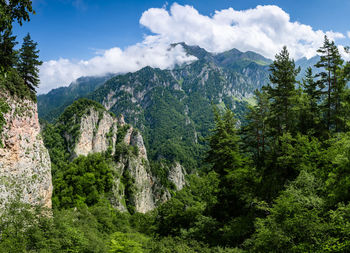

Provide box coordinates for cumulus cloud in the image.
[347,31,350,39]
[39,43,196,94]
[140,3,344,60]
[39,3,346,94]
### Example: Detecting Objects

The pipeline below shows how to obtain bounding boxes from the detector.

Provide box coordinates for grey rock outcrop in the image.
[0,96,52,209]
[73,109,118,157]
[66,105,155,213]
[168,162,186,190]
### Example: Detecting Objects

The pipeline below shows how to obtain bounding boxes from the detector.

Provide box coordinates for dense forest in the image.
[2,1,350,252]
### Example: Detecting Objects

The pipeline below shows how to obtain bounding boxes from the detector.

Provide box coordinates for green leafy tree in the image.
[0,0,34,32]
[108,232,146,253]
[246,171,327,252]
[18,33,42,92]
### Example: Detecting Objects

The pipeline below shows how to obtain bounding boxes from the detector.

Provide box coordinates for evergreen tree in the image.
[242,89,269,167]
[264,46,300,139]
[18,33,42,92]
[205,107,243,178]
[0,30,17,73]
[0,0,34,75]
[300,67,322,135]
[315,35,344,133]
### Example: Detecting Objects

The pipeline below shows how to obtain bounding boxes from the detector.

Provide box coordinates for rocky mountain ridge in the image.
[44,98,185,213]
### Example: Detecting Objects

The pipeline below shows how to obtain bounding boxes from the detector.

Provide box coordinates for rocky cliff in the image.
[0,94,52,209]
[56,99,171,213]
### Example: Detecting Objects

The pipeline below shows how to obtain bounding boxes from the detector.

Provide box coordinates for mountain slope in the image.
[42,98,185,213]
[38,74,114,122]
[86,45,271,170]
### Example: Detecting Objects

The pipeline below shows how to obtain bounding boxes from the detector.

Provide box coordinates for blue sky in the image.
[13,0,350,93]
[15,0,350,61]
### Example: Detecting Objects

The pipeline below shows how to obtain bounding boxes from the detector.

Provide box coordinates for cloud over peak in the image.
[140,3,344,59]
[39,3,346,94]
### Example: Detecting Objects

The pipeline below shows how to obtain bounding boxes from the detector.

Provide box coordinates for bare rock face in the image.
[68,105,155,213]
[73,109,118,157]
[116,127,155,213]
[168,162,187,190]
[0,96,52,209]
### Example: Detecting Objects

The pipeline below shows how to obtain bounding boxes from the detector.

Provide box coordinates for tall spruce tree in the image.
[0,30,18,73]
[300,67,322,135]
[315,35,344,133]
[18,33,42,92]
[264,46,300,139]
[0,0,34,75]
[242,89,269,167]
[206,107,243,178]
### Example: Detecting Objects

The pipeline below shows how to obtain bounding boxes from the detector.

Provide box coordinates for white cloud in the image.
[39,3,345,94]
[140,4,344,60]
[347,31,350,39]
[38,43,196,94]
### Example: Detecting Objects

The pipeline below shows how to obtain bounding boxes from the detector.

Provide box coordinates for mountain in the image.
[296,55,321,79]
[82,45,272,171]
[38,44,273,171]
[42,98,185,213]
[38,74,114,122]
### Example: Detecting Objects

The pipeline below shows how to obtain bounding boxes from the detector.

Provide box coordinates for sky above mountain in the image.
[15,0,350,94]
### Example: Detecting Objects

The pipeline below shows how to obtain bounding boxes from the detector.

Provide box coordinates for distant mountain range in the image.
[38,44,320,169]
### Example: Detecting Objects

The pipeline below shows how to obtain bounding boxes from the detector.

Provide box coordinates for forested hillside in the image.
[3,1,350,252]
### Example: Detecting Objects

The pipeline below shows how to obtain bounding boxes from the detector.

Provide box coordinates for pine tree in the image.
[315,35,344,133]
[0,30,18,74]
[18,33,42,92]
[242,89,269,167]
[205,107,243,178]
[0,0,34,75]
[264,46,300,139]
[300,67,322,135]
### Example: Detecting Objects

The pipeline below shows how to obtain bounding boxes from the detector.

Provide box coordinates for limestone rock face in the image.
[73,109,118,157]
[168,162,186,190]
[67,106,155,213]
[0,96,52,208]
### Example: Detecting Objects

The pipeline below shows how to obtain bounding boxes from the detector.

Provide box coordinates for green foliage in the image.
[0,68,36,101]
[108,232,147,253]
[156,172,220,242]
[53,153,114,208]
[246,171,327,252]
[56,98,107,149]
[0,98,10,147]
[18,33,42,92]
[264,46,300,137]
[325,132,350,204]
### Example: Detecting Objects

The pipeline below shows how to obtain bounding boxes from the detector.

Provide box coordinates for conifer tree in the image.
[206,107,243,178]
[300,67,321,135]
[264,46,300,139]
[0,0,34,75]
[18,33,42,92]
[0,30,18,73]
[315,35,344,132]
[242,89,269,167]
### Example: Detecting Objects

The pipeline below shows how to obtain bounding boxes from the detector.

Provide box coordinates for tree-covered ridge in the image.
[37,74,114,121]
[4,34,350,252]
[85,46,263,171]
